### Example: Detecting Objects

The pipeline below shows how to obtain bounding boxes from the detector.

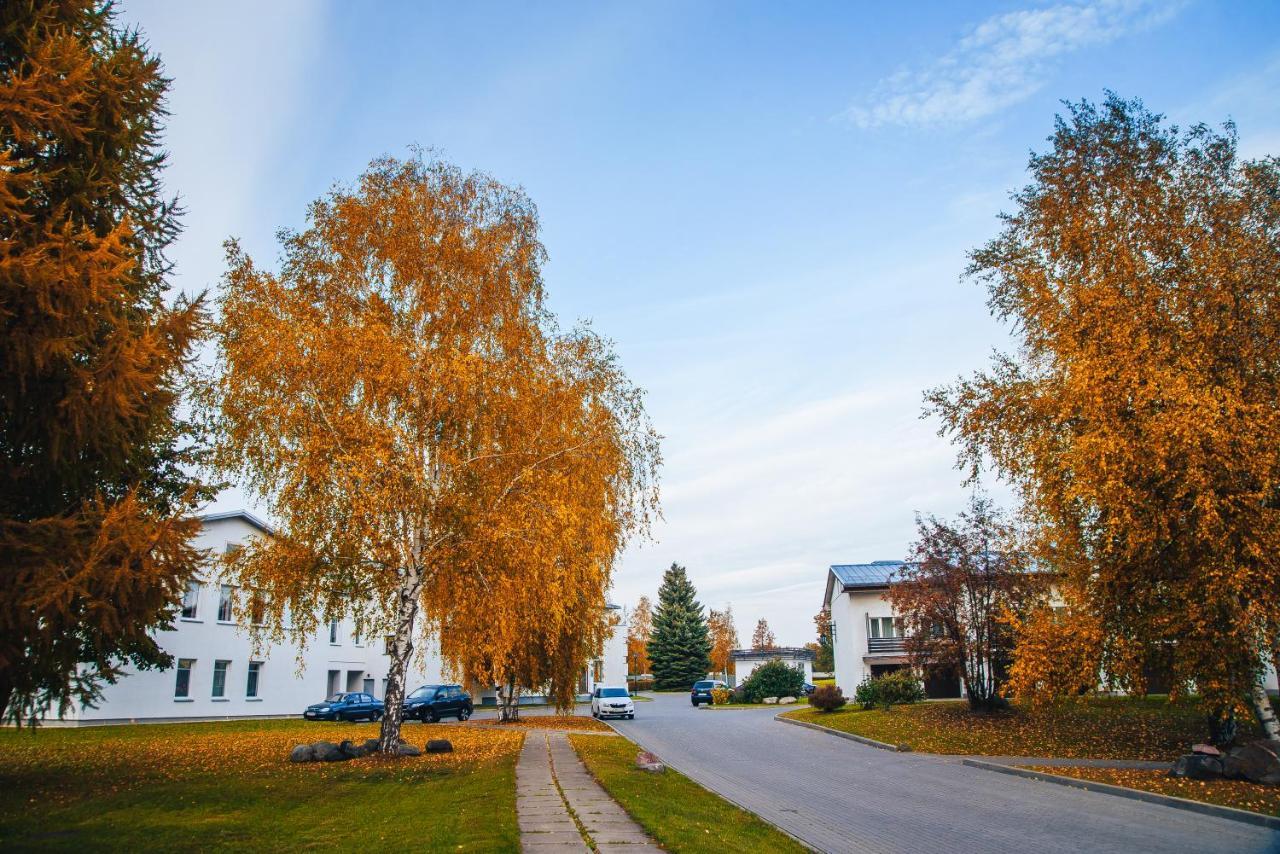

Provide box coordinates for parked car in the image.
[303,692,384,721]
[403,684,473,722]
[802,682,817,696]
[690,679,727,706]
[591,686,635,719]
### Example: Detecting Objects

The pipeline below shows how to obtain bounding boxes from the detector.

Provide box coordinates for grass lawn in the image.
[469,714,612,732]
[812,678,835,688]
[1019,765,1280,817]
[782,696,1263,761]
[0,719,523,851]
[568,733,805,853]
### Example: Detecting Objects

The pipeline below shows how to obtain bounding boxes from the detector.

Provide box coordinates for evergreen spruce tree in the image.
[0,1,207,722]
[647,563,712,690]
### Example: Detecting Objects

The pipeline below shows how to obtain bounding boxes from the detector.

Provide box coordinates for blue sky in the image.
[121,0,1280,646]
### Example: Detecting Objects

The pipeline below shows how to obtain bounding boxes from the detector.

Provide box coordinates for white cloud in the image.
[844,0,1183,128]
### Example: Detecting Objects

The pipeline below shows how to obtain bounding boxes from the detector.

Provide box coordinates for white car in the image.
[591,686,635,719]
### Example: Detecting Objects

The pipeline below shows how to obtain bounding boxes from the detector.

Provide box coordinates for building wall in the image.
[599,610,628,689]
[734,656,813,685]
[55,515,445,723]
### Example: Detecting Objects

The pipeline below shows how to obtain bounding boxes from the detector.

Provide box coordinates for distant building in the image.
[730,647,815,687]
[45,511,625,723]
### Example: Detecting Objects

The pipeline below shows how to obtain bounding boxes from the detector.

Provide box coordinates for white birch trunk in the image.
[1250,676,1280,741]
[379,562,422,753]
[498,677,521,722]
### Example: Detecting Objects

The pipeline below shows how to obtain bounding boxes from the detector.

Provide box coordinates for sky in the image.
[119,0,1280,647]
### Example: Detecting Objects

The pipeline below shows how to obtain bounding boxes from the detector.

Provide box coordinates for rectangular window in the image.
[353,618,362,646]
[175,658,194,698]
[328,618,339,645]
[246,661,262,698]
[217,585,234,622]
[870,617,897,639]
[212,660,229,697]
[327,669,340,697]
[181,581,200,619]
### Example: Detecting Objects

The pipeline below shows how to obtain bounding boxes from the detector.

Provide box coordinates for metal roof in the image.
[198,509,275,536]
[829,561,906,588]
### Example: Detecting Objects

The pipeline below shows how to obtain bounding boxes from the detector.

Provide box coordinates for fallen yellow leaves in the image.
[469,714,613,733]
[0,720,524,808]
[1020,766,1280,817]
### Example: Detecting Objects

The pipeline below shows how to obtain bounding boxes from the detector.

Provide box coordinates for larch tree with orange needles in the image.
[626,596,653,678]
[0,0,207,723]
[707,605,739,678]
[203,155,659,747]
[750,618,776,651]
[928,95,1280,742]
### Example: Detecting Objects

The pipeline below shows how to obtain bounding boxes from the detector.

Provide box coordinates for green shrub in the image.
[807,684,847,712]
[740,659,806,703]
[854,671,925,710]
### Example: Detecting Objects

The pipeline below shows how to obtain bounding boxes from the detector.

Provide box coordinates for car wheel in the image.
[627,714,634,720]
[458,707,470,721]
[371,710,383,722]
[425,707,439,723]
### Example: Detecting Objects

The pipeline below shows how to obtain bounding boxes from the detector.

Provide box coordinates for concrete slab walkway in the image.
[517,730,662,852]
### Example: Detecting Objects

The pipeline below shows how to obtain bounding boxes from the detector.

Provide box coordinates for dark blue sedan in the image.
[303,692,384,721]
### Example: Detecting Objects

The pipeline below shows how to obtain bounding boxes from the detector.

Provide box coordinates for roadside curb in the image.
[774,712,910,752]
[961,758,1280,831]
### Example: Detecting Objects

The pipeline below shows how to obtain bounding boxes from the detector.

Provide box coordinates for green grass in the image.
[782,696,1262,761]
[568,733,805,853]
[812,678,835,688]
[0,719,523,851]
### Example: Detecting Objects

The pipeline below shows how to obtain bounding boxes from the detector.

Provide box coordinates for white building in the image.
[823,560,1280,700]
[46,511,627,723]
[730,647,814,687]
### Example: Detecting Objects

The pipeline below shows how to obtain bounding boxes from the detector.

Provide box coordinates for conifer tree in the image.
[647,563,712,690]
[0,1,207,722]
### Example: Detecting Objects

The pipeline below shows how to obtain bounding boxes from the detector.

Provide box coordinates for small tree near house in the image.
[751,618,776,650]
[888,495,1043,712]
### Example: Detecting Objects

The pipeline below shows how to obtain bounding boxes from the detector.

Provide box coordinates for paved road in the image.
[610,693,1280,854]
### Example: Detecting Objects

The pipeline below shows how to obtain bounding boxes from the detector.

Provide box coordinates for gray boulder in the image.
[426,739,453,754]
[1223,739,1280,786]
[394,742,422,757]
[635,750,665,773]
[312,740,347,762]
[288,743,315,763]
[778,696,797,704]
[363,738,382,754]
[1170,753,1224,780]
[762,697,779,705]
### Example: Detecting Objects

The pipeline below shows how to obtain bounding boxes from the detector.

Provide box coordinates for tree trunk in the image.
[1207,706,1238,748]
[378,564,422,753]
[498,676,520,722]
[1250,676,1280,741]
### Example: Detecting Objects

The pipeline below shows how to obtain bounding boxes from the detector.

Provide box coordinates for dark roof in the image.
[730,647,816,662]
[830,561,905,588]
[199,510,274,536]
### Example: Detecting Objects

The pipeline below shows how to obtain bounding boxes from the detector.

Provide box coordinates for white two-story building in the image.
[45,510,627,724]
[823,560,1279,701]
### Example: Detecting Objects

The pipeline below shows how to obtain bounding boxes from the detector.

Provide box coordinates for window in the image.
[353,618,363,646]
[181,581,201,619]
[246,661,262,698]
[328,618,339,645]
[175,659,194,698]
[869,617,899,639]
[212,660,229,698]
[327,669,340,697]
[249,590,266,626]
[217,585,235,622]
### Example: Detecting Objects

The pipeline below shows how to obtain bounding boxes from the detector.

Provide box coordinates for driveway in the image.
[609,693,1280,854]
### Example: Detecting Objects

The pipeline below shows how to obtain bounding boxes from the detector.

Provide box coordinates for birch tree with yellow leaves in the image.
[202,155,659,747]
[929,95,1280,743]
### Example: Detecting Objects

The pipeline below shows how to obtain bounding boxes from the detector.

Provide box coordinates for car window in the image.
[600,688,629,697]
[326,693,345,703]
[409,687,436,700]
[694,681,714,690]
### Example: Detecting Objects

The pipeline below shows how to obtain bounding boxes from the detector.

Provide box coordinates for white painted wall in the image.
[600,609,628,689]
[732,655,813,685]
[54,515,445,723]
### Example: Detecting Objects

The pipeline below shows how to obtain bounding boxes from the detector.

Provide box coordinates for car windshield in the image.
[693,681,714,690]
[325,693,347,703]
[408,687,437,700]
[600,688,629,698]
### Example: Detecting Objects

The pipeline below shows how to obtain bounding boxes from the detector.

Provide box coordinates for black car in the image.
[304,692,384,721]
[403,684,473,722]
[802,682,817,696]
[690,679,726,706]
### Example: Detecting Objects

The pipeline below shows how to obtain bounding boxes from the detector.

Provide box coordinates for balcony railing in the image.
[867,636,907,655]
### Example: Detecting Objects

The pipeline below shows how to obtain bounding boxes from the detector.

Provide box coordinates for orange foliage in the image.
[626,596,653,676]
[750,618,775,651]
[708,606,739,675]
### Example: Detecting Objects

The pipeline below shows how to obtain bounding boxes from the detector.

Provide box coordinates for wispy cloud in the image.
[844,0,1183,128]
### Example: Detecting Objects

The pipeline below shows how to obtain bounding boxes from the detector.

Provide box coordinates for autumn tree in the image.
[707,605,739,678]
[929,95,1280,741]
[204,155,659,746]
[626,596,653,678]
[0,0,207,723]
[810,607,835,672]
[750,618,776,651]
[888,496,1043,711]
[647,563,712,690]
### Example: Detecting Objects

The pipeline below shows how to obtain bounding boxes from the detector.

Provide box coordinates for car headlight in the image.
[318,707,330,712]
